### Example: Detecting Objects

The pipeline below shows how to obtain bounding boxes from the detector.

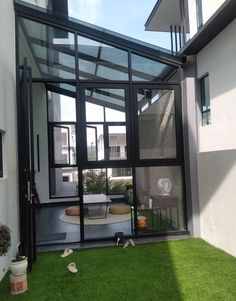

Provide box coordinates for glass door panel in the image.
[134,166,186,235]
[83,168,132,241]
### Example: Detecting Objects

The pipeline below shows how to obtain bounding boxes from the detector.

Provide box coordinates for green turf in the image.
[0,238,235,301]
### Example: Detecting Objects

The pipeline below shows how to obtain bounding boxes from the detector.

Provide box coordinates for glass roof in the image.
[19,16,180,85]
[15,0,182,57]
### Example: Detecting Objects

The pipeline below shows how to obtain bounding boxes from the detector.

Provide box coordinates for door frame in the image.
[17,58,37,270]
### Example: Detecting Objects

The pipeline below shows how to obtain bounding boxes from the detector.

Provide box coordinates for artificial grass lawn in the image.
[0,238,235,301]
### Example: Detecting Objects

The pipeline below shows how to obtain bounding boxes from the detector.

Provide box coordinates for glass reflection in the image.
[19,17,75,79]
[137,89,176,159]
[78,35,128,81]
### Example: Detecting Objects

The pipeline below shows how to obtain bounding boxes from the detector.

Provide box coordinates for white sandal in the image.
[129,239,135,247]
[67,262,78,273]
[61,248,73,258]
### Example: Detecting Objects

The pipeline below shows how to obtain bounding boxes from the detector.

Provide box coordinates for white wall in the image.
[198,150,236,257]
[201,0,225,24]
[0,0,19,281]
[196,19,236,257]
[197,19,236,152]
[187,0,226,38]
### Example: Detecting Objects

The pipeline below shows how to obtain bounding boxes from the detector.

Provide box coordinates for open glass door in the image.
[82,85,132,241]
[18,58,36,270]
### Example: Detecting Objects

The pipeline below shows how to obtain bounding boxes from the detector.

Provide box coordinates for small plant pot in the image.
[10,256,28,276]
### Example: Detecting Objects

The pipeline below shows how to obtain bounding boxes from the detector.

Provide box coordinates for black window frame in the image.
[200,74,210,126]
[133,84,183,165]
[196,0,203,29]
[81,83,130,167]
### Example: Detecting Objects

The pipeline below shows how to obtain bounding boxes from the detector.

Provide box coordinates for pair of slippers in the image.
[60,248,78,274]
[123,238,135,248]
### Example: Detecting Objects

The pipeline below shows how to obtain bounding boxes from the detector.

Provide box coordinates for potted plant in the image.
[10,253,28,276]
[0,223,11,256]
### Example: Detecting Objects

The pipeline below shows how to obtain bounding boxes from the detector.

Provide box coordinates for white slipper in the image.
[67,262,78,273]
[123,241,130,248]
[129,239,135,247]
[61,248,73,258]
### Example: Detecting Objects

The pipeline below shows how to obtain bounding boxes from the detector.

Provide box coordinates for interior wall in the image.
[0,0,19,281]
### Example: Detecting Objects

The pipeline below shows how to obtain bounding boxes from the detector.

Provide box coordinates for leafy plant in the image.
[0,223,11,256]
[108,179,132,194]
[11,254,27,262]
[83,169,106,194]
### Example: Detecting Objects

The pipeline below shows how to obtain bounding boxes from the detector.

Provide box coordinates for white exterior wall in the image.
[197,19,236,152]
[0,1,19,281]
[201,0,225,23]
[187,0,226,38]
[198,150,236,257]
[196,20,236,256]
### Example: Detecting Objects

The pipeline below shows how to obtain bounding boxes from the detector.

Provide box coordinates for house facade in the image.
[145,0,236,257]
[0,0,235,281]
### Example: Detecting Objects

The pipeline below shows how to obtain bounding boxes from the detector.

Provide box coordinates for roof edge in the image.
[144,0,162,29]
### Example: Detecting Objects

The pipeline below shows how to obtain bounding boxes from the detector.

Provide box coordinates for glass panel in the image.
[108,126,127,160]
[83,169,106,195]
[135,166,185,234]
[105,108,125,122]
[137,89,176,159]
[132,54,177,82]
[53,124,76,165]
[83,168,132,240]
[19,17,75,79]
[200,75,211,126]
[86,126,98,161]
[85,88,127,162]
[85,88,126,120]
[85,88,126,115]
[47,83,76,95]
[48,91,76,122]
[78,36,128,81]
[107,168,132,195]
[50,167,78,198]
[86,102,104,122]
[86,124,104,161]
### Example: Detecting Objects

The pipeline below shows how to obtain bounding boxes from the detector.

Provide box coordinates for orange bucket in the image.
[137,216,148,230]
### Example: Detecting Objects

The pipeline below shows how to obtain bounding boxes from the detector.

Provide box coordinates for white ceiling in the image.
[145,0,189,32]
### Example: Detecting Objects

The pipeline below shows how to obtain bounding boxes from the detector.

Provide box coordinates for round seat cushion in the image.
[65,205,80,216]
[109,204,131,215]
